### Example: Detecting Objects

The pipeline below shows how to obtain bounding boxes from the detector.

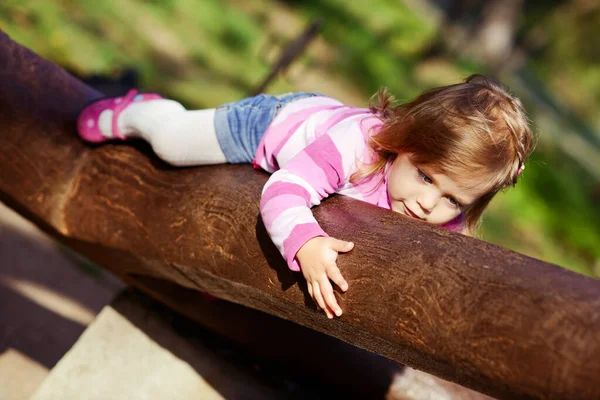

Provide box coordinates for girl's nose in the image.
[417,191,439,213]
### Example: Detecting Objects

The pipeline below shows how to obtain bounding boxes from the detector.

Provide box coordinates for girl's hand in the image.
[296,236,354,319]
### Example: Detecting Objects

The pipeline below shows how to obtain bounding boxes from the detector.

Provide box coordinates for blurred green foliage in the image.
[0,0,597,276]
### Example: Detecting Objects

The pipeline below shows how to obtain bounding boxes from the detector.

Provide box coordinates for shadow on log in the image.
[0,30,599,400]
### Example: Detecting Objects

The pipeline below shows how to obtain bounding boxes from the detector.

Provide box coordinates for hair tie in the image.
[517,164,525,176]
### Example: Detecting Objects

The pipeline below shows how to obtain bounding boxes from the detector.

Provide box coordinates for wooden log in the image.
[0,30,599,400]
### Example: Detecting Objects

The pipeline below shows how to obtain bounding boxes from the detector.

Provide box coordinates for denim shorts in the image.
[214,92,321,163]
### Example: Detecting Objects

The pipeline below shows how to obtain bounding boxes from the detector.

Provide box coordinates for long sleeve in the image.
[259,116,369,271]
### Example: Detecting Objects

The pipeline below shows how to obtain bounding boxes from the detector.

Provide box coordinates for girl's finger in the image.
[312,281,334,319]
[327,265,349,292]
[330,238,354,253]
[320,277,343,317]
[311,281,327,310]
[307,283,322,310]
[307,283,323,311]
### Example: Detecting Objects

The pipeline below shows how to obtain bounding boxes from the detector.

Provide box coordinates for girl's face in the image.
[387,153,485,225]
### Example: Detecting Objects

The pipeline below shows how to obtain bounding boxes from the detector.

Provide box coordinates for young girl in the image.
[77,75,533,319]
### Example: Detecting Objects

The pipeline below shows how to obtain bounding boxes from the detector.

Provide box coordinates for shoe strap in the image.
[111,89,138,140]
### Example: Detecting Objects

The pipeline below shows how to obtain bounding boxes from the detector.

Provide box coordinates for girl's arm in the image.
[260,117,367,318]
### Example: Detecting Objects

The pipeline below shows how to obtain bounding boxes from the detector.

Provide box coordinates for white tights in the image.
[98,99,228,166]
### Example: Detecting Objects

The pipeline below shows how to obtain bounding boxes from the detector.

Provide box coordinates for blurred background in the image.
[0,0,598,277]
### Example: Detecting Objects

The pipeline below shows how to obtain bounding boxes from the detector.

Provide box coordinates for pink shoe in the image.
[77,89,163,143]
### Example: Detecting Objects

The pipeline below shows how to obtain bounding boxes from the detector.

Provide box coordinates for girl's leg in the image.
[98,99,227,166]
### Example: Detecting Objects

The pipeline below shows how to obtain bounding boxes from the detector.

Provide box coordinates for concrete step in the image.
[0,201,124,400]
[29,289,312,400]
[0,349,48,400]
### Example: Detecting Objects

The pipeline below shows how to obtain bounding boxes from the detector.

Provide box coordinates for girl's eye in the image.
[448,197,461,208]
[418,169,433,184]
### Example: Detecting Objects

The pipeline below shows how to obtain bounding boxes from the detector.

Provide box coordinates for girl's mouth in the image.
[404,205,423,220]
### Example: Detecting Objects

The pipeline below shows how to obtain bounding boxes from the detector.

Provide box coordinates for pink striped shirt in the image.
[255,96,464,271]
[254,96,390,271]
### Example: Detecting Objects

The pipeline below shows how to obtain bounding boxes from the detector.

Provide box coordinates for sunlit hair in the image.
[352,74,534,234]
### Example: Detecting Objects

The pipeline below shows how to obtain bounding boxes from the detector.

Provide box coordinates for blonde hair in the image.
[353,74,534,233]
